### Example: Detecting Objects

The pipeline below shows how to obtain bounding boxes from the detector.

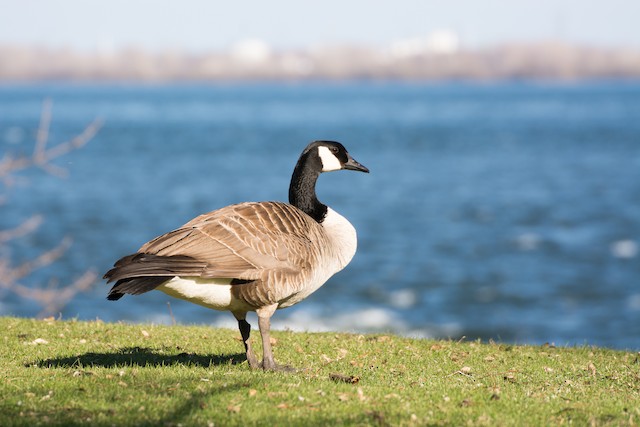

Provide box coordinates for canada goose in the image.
[104,141,369,371]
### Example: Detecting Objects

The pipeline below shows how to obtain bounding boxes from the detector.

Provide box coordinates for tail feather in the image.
[104,253,207,282]
[104,253,207,299]
[107,276,170,300]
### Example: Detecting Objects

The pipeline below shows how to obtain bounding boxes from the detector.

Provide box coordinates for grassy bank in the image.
[1,317,638,426]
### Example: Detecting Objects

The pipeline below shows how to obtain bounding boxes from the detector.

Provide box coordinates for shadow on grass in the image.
[21,348,252,425]
[30,346,246,369]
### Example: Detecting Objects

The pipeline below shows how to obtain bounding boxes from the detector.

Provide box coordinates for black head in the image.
[289,140,369,222]
[301,140,369,174]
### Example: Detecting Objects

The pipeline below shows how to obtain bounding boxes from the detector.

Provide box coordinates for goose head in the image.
[289,141,368,222]
[303,140,370,174]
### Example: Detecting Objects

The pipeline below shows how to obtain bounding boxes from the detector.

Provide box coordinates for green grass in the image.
[1,316,639,426]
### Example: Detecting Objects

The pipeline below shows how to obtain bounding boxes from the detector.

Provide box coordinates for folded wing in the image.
[105,202,324,299]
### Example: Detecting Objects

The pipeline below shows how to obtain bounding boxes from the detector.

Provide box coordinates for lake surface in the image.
[1,81,639,350]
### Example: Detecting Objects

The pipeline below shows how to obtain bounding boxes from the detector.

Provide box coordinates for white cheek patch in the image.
[318,146,342,172]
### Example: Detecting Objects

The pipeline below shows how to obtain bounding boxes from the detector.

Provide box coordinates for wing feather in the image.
[123,202,326,281]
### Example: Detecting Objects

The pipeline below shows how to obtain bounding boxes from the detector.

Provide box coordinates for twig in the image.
[329,373,360,384]
[33,98,52,166]
[0,215,43,243]
[0,99,103,182]
[167,302,176,325]
[6,238,71,283]
[9,270,97,316]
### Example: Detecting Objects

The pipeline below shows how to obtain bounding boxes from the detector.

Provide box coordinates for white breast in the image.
[322,207,358,270]
[275,208,357,309]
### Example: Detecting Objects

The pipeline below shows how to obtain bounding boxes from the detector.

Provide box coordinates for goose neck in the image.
[289,161,327,223]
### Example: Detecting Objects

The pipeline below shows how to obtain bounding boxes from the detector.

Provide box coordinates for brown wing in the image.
[138,201,322,280]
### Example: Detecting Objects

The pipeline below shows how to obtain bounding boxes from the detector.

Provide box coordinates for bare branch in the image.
[0,99,102,317]
[0,153,30,183]
[33,98,53,166]
[0,238,71,285]
[7,270,98,316]
[0,215,43,243]
[0,99,104,182]
[44,117,103,161]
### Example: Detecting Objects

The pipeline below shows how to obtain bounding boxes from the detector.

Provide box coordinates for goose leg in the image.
[256,304,294,371]
[234,313,260,369]
[257,311,277,370]
[256,304,277,371]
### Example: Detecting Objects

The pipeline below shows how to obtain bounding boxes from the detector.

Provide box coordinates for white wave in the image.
[389,289,418,309]
[611,239,638,259]
[627,294,640,311]
[515,232,541,251]
[205,305,463,341]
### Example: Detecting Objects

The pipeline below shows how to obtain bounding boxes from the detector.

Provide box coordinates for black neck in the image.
[289,153,328,223]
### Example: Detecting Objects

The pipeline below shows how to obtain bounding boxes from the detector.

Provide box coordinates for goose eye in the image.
[330,146,339,154]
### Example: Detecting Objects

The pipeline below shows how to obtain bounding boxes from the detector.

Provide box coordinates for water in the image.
[1,82,639,350]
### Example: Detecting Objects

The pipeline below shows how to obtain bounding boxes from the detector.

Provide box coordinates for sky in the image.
[0,0,639,52]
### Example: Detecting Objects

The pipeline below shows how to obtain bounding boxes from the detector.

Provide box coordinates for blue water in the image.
[1,82,640,350]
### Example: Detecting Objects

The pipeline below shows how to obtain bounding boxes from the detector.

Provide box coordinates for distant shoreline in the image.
[2,41,640,82]
[3,78,640,88]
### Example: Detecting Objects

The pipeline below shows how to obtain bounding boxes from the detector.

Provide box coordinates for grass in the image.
[1,316,639,426]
